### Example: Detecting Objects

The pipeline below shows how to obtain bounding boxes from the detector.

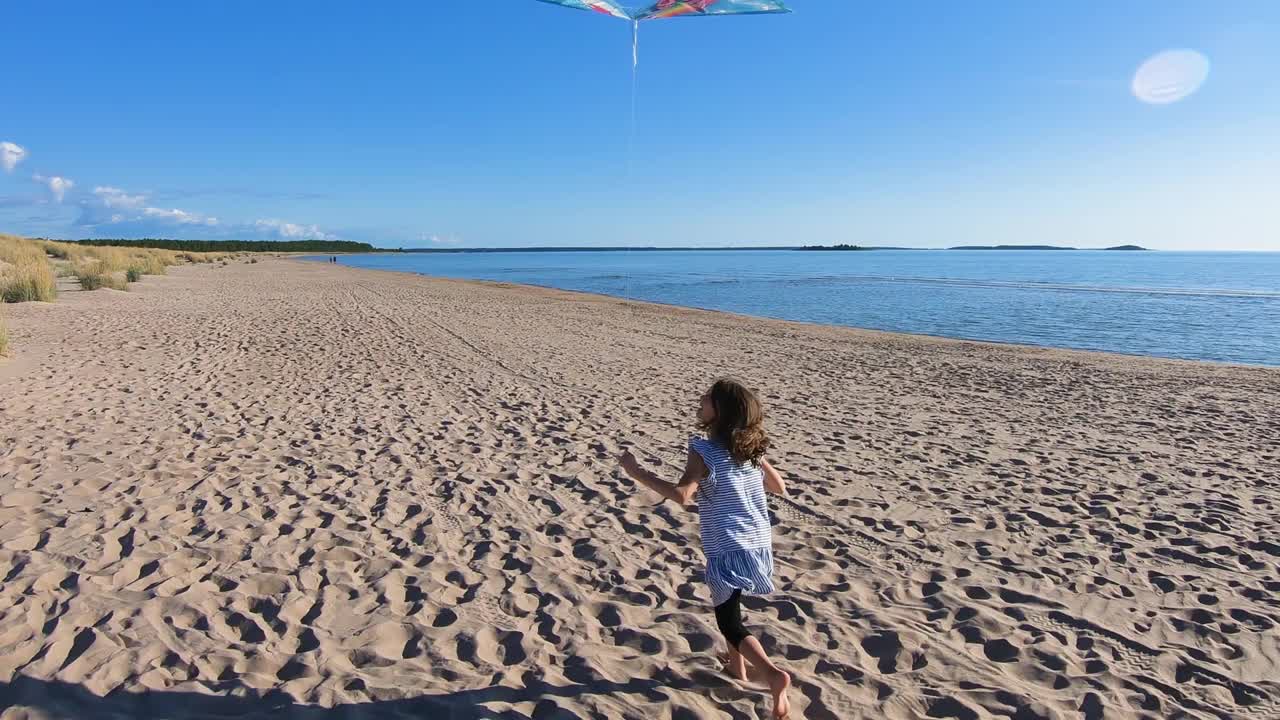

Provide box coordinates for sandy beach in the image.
[1,258,1277,720]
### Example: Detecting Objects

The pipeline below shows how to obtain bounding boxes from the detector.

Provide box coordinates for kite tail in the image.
[632,20,639,70]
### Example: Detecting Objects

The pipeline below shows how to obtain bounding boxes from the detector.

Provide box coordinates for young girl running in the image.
[619,378,792,719]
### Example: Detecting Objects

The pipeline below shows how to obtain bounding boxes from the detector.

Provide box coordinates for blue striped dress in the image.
[690,436,775,607]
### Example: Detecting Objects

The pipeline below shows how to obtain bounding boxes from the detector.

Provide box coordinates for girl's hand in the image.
[761,458,787,496]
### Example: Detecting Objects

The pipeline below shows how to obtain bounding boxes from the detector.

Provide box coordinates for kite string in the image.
[631,21,639,143]
[625,20,640,301]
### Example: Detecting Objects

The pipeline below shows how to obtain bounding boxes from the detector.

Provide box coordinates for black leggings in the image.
[715,590,752,649]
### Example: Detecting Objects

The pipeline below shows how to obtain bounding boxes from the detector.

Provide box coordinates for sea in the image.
[316,250,1280,367]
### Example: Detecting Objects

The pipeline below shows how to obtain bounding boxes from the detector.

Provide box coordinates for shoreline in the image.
[299,256,1280,372]
[1,257,1276,719]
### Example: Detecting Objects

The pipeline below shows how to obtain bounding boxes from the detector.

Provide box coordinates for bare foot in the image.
[718,653,749,682]
[768,668,791,719]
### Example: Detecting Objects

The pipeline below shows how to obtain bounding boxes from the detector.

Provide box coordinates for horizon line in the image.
[26,237,1280,252]
[376,244,1270,253]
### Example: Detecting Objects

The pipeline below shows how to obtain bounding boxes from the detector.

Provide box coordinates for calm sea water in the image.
[319,250,1280,367]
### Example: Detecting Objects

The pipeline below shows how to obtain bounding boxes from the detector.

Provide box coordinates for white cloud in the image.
[34,174,75,203]
[93,186,147,209]
[420,233,462,245]
[255,218,337,241]
[70,181,336,241]
[79,185,217,228]
[1,142,26,173]
[143,206,218,226]
[3,143,338,240]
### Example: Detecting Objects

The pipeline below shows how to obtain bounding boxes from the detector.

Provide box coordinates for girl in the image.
[619,378,792,719]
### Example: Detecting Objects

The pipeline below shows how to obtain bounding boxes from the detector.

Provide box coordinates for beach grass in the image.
[74,264,128,291]
[4,235,232,298]
[44,243,171,291]
[40,240,226,273]
[0,234,58,303]
[130,251,169,276]
[42,242,71,260]
[180,250,233,264]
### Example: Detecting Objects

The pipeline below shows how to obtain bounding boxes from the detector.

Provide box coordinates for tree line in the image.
[64,239,376,253]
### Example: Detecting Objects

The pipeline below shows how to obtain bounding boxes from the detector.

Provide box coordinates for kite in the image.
[536,1,791,20]
[536,1,792,66]
[533,2,791,300]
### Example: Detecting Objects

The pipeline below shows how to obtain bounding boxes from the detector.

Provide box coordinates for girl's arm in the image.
[619,447,707,507]
[761,458,787,496]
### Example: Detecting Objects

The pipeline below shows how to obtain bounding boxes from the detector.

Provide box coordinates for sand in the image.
[0,258,1277,720]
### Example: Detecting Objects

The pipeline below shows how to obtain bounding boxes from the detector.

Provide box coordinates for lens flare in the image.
[1132,50,1210,105]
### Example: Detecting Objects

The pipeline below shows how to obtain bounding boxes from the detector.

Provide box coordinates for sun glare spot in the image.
[1132,49,1210,105]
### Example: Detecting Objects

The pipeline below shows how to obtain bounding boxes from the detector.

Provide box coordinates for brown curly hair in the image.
[699,378,770,466]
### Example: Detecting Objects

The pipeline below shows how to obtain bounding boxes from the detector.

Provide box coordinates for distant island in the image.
[797,244,871,251]
[947,244,1151,251]
[794,244,915,251]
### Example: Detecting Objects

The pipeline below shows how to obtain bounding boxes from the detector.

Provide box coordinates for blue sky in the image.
[2,1,1277,249]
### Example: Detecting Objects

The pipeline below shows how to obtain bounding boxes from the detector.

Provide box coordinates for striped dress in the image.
[690,436,775,607]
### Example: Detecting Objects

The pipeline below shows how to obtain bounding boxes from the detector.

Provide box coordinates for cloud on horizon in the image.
[420,233,462,245]
[72,185,336,240]
[93,186,148,210]
[34,174,74,203]
[78,185,216,229]
[1,142,27,172]
[3,143,339,241]
[142,206,219,226]
[255,219,338,241]
[94,188,332,237]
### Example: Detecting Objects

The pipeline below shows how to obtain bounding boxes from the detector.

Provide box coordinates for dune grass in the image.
[41,240,228,273]
[41,242,71,260]
[179,250,233,264]
[0,234,58,303]
[4,235,233,297]
[41,240,228,291]
[73,263,129,291]
[0,235,256,355]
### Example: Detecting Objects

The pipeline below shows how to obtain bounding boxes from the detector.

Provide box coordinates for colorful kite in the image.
[536,1,791,67]
[534,1,791,298]
[536,1,792,20]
